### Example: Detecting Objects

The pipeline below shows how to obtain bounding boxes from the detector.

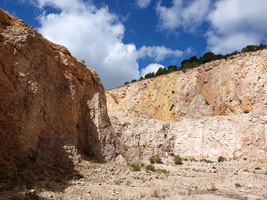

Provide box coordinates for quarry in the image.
[0,9,266,200]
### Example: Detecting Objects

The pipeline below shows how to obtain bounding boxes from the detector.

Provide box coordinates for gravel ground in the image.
[1,159,266,200]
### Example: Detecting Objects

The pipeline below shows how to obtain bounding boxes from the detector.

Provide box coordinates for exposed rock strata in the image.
[107,49,267,161]
[0,9,117,168]
[107,50,267,122]
[111,114,267,162]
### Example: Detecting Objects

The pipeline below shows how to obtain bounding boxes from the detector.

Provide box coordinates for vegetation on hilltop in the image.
[124,44,267,86]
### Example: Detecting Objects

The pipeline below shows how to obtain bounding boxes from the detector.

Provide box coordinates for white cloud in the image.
[26,0,188,88]
[185,47,194,55]
[136,0,152,9]
[138,46,183,62]
[35,0,140,89]
[155,0,267,54]
[206,0,267,53]
[35,0,87,12]
[156,0,210,32]
[141,63,164,77]
[206,31,260,54]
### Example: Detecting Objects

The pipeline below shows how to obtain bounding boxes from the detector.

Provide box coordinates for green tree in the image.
[128,43,265,86]
[155,67,167,76]
[224,51,239,59]
[188,55,198,63]
[242,45,258,53]
[242,44,267,53]
[199,52,215,64]
[167,65,177,73]
[138,76,144,81]
[145,72,155,79]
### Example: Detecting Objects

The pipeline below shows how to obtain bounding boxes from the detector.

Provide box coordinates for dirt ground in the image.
[1,158,266,200]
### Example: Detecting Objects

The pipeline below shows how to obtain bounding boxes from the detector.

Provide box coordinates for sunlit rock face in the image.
[107,48,267,162]
[107,50,267,121]
[110,114,267,162]
[0,9,118,168]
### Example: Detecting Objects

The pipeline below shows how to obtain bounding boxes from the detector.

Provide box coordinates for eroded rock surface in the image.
[107,49,267,162]
[107,51,267,122]
[0,9,117,169]
[111,114,267,162]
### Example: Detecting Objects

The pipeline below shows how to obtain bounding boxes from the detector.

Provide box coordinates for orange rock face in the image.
[106,50,267,122]
[0,9,117,168]
[106,39,267,162]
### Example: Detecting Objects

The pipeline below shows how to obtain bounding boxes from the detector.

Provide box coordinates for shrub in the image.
[255,167,261,170]
[243,110,249,114]
[154,155,163,164]
[218,156,226,162]
[235,183,242,188]
[145,164,155,172]
[174,155,183,165]
[149,155,163,164]
[190,158,198,162]
[149,157,155,164]
[200,159,214,163]
[155,168,168,174]
[131,163,141,172]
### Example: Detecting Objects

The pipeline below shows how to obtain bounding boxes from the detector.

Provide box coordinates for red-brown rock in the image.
[0,9,117,168]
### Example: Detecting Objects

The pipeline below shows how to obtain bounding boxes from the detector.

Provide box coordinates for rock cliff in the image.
[111,114,267,162]
[0,9,117,169]
[107,50,267,121]
[107,50,267,161]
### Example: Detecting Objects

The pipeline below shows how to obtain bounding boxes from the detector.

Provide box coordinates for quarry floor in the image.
[1,159,267,200]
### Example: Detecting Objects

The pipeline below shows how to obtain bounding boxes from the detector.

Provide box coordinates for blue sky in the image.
[2,0,267,89]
